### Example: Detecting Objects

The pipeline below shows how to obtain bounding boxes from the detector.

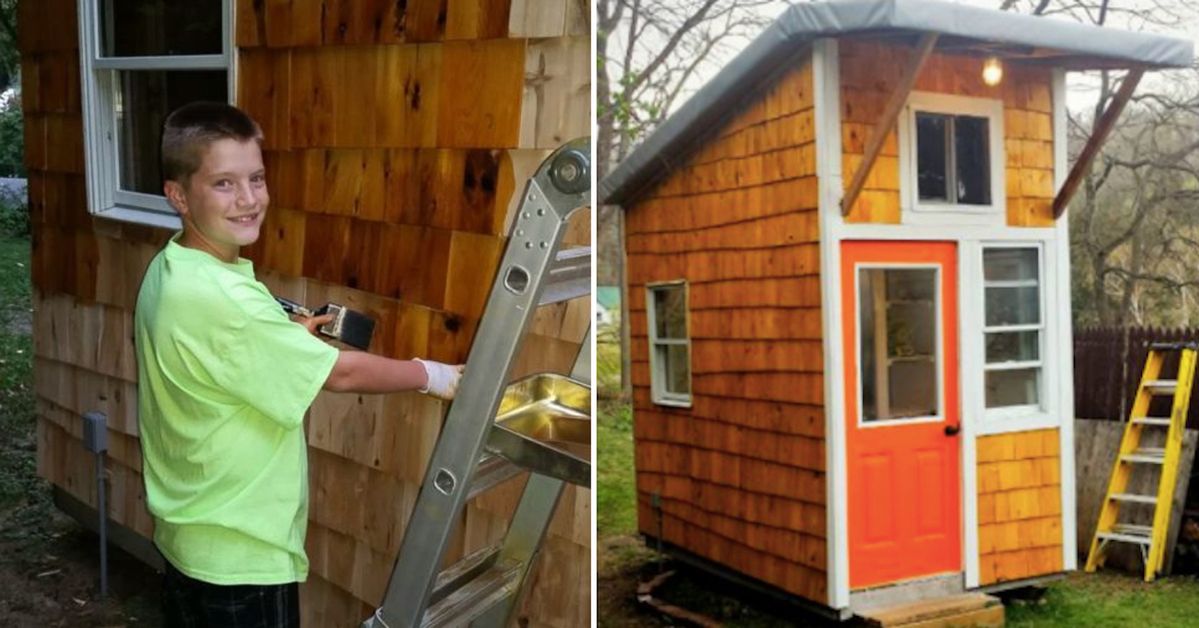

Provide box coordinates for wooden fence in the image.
[1075,327,1199,428]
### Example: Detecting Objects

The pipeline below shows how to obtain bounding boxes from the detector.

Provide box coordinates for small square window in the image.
[647,283,691,406]
[916,112,990,206]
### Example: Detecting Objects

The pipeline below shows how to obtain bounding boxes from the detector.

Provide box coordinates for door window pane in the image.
[115,70,228,194]
[860,268,939,422]
[101,0,223,57]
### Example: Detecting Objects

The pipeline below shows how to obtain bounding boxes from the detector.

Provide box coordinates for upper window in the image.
[647,283,691,407]
[982,247,1043,414]
[916,113,991,206]
[858,267,941,422]
[78,0,233,227]
[899,93,1004,224]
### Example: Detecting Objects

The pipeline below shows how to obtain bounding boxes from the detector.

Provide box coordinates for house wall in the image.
[625,51,828,602]
[976,429,1063,584]
[838,39,1056,228]
[24,1,590,626]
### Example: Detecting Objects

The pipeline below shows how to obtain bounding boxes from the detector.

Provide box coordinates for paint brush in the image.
[274,296,376,351]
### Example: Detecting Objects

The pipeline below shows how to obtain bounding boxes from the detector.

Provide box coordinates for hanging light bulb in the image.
[982,56,1004,86]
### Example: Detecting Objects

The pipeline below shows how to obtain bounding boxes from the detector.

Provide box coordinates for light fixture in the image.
[982,56,1003,86]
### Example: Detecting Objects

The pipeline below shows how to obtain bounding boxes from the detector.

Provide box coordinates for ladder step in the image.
[539,246,590,305]
[423,556,522,627]
[1131,417,1173,427]
[468,455,523,500]
[1110,493,1158,505]
[1121,448,1166,464]
[1113,523,1154,537]
[1097,531,1153,546]
[1144,380,1178,394]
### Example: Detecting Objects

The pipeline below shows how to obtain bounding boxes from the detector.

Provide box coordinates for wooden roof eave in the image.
[1052,67,1145,220]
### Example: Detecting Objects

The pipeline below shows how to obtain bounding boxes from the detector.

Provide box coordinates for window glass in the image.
[101,0,222,57]
[649,285,691,403]
[916,113,949,202]
[915,112,991,206]
[116,70,228,194]
[986,369,1040,407]
[983,247,1043,411]
[954,116,991,205]
[653,286,688,340]
[860,268,939,421]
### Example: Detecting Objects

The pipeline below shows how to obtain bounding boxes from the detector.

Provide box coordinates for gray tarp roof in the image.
[599,0,1195,207]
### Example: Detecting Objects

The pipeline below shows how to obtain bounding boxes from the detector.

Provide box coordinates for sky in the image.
[646,0,1199,116]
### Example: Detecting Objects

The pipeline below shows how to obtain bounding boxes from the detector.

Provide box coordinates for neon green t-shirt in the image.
[134,234,339,585]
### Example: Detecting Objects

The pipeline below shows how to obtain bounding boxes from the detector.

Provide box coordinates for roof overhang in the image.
[599,0,1194,208]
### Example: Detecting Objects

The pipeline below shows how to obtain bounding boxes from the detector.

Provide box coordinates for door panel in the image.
[842,240,961,589]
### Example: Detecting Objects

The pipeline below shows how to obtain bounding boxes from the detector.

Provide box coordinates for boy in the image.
[134,102,462,627]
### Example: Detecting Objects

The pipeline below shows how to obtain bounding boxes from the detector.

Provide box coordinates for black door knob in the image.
[944,424,961,436]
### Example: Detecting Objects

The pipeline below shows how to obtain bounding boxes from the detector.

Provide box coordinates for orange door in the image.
[841,240,961,589]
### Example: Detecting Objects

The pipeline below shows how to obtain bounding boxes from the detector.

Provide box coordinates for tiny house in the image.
[600,0,1192,618]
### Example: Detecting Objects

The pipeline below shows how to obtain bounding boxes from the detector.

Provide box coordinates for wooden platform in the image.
[855,593,1004,628]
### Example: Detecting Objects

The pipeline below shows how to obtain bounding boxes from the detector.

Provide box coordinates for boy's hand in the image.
[293,313,335,337]
[415,359,465,400]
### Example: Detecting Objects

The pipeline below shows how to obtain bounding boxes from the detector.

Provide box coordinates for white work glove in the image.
[415,359,464,400]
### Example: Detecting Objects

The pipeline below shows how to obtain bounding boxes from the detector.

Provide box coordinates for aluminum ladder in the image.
[362,137,592,627]
[1085,342,1197,581]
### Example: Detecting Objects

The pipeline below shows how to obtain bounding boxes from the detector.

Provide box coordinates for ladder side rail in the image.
[1086,350,1164,571]
[1148,348,1196,579]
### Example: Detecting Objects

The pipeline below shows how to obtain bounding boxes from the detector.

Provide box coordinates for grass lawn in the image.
[0,235,33,510]
[597,400,636,538]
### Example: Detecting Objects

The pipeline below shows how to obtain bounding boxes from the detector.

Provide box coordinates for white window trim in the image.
[852,262,945,429]
[646,280,693,408]
[898,91,1006,227]
[77,0,237,228]
[976,241,1059,434]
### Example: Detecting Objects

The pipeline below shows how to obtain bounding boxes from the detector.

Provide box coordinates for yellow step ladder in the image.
[1085,342,1197,581]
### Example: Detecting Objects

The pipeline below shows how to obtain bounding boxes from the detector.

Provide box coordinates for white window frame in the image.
[853,263,945,428]
[979,242,1056,429]
[897,91,1006,227]
[77,0,236,229]
[646,281,692,408]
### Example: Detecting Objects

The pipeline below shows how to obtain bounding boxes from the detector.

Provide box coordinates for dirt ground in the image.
[0,429,163,628]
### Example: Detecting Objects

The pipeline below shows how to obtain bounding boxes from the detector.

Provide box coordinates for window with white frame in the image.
[647,282,691,406]
[858,266,941,422]
[899,93,1005,222]
[78,0,233,227]
[982,246,1043,414]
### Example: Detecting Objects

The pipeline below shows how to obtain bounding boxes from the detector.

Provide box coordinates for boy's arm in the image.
[324,351,464,399]
[296,312,463,398]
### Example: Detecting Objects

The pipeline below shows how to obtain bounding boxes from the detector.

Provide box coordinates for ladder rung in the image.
[1143,380,1178,394]
[1121,448,1166,464]
[1113,523,1154,536]
[539,246,591,305]
[1110,493,1158,505]
[1097,531,1153,546]
[1132,417,1173,427]
[468,455,523,500]
[422,559,522,627]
